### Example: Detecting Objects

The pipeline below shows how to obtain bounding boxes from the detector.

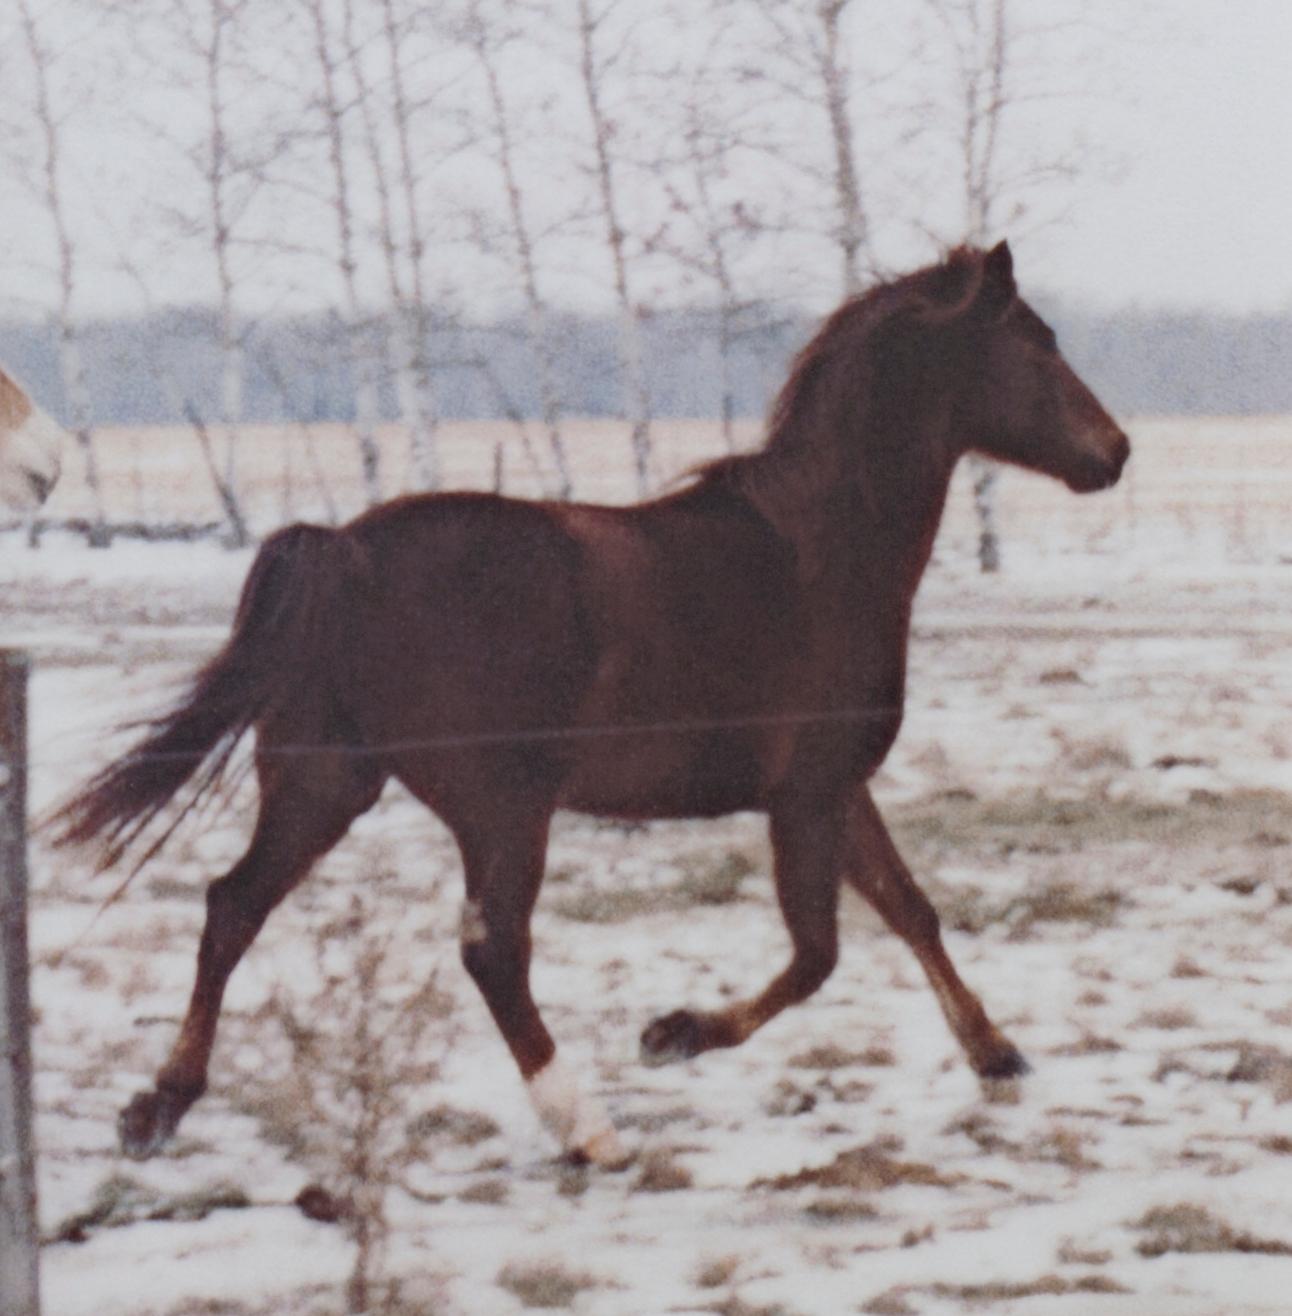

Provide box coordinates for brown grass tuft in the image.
[861,1291,917,1316]
[1133,1005,1198,1031]
[406,1104,501,1147]
[693,1255,741,1289]
[458,1179,509,1206]
[788,1042,894,1070]
[803,1195,880,1223]
[497,1259,604,1308]
[754,1142,962,1192]
[633,1146,694,1193]
[1133,1202,1292,1258]
[926,1274,1129,1301]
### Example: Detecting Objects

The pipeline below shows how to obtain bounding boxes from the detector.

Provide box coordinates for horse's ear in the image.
[971,240,1016,321]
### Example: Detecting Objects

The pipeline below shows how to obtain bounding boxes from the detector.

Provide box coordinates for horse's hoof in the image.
[973,1045,1031,1081]
[561,1133,635,1173]
[117,1087,189,1160]
[640,1009,708,1067]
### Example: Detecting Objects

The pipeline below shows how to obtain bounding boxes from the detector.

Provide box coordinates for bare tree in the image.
[301,0,383,507]
[16,0,108,545]
[574,0,653,495]
[640,11,787,450]
[743,0,872,298]
[165,0,256,544]
[926,0,1096,570]
[346,0,442,491]
[199,0,249,525]
[455,0,573,496]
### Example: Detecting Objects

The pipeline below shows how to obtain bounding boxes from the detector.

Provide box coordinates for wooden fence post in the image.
[0,650,39,1316]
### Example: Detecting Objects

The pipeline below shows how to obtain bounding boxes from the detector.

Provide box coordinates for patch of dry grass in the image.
[48,1173,251,1244]
[551,848,758,923]
[754,1142,962,1193]
[1022,1124,1101,1172]
[458,1179,509,1206]
[1057,1239,1113,1266]
[1050,1031,1122,1057]
[406,1104,501,1148]
[1132,1202,1292,1258]
[861,1291,917,1316]
[633,1146,694,1193]
[702,1297,799,1316]
[1133,1005,1199,1031]
[932,878,1125,938]
[496,1259,605,1309]
[1224,1041,1292,1099]
[693,1255,741,1290]
[925,1274,1129,1302]
[803,1195,880,1223]
[890,789,1292,867]
[787,1042,894,1070]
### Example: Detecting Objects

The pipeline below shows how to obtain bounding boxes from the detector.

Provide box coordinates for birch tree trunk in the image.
[817,0,867,296]
[204,0,249,544]
[933,0,1010,571]
[19,0,108,546]
[575,0,652,496]
[375,0,440,491]
[464,0,572,497]
[304,0,382,507]
[746,0,871,299]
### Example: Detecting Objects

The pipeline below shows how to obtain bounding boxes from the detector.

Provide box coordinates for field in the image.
[6,414,1292,1315]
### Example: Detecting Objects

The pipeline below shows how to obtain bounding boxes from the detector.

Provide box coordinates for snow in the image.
[6,415,1292,1315]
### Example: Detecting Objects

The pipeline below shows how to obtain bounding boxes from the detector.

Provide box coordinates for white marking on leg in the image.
[526,1053,626,1168]
[459,897,488,946]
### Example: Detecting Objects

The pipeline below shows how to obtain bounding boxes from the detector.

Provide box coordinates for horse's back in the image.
[338,485,801,819]
[343,493,596,790]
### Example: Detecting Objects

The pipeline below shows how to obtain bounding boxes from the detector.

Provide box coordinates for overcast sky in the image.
[1026,0,1292,313]
[2,0,1290,318]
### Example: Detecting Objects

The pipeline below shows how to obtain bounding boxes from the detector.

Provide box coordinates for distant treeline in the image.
[1,302,1289,427]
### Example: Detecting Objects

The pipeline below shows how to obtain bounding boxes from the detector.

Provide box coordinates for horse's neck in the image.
[822,445,955,607]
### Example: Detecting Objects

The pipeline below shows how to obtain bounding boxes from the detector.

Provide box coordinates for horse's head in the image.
[944,242,1129,493]
[0,367,65,512]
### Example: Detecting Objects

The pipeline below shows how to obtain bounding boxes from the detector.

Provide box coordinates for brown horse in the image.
[58,242,1129,1168]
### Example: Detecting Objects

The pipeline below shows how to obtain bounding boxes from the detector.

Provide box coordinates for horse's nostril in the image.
[1114,432,1131,469]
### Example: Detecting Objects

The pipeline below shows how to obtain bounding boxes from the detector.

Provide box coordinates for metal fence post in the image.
[0,650,39,1316]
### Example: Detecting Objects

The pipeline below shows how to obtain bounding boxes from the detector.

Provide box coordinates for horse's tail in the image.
[53,523,370,872]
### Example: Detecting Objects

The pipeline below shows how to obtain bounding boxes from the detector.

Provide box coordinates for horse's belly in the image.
[557,726,774,819]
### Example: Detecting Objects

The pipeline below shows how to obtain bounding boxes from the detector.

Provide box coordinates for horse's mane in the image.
[700,247,992,572]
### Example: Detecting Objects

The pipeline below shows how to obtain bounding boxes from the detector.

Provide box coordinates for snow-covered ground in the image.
[6,416,1292,1315]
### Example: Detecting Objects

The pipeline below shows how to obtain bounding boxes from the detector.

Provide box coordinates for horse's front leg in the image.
[843,786,1027,1079]
[640,790,844,1064]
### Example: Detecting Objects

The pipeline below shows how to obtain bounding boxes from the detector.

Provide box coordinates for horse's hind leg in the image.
[843,787,1026,1079]
[641,791,844,1063]
[119,738,384,1159]
[447,800,626,1168]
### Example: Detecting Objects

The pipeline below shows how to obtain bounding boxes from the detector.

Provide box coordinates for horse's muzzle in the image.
[1070,429,1131,493]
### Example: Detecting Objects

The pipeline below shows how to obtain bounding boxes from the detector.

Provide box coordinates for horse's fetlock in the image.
[800,934,838,982]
